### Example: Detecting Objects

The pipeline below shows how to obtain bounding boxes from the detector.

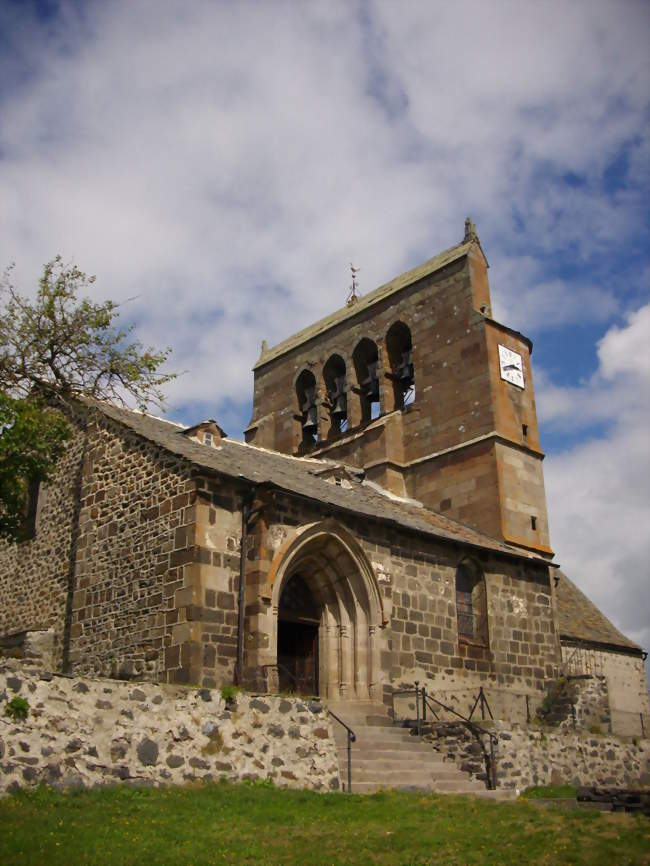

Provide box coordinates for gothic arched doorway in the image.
[269,522,386,701]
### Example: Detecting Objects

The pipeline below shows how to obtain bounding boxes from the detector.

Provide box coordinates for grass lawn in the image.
[1,781,648,866]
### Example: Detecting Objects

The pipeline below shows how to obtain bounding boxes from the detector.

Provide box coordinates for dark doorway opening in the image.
[277,620,319,695]
[277,573,320,696]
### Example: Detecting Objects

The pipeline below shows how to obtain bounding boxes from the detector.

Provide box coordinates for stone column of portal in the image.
[324,619,340,700]
[339,621,352,699]
[367,624,377,700]
[354,603,370,700]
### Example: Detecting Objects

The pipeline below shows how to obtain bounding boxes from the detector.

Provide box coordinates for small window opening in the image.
[522,424,528,438]
[323,354,348,436]
[353,339,380,422]
[531,515,537,531]
[456,559,488,646]
[19,478,40,542]
[386,322,415,409]
[296,369,319,444]
[204,432,213,446]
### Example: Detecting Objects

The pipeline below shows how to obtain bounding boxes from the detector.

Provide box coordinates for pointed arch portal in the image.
[269,522,385,700]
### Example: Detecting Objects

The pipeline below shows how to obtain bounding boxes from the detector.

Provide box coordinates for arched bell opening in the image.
[323,354,348,437]
[386,321,414,409]
[296,369,319,445]
[353,338,380,422]
[270,523,385,701]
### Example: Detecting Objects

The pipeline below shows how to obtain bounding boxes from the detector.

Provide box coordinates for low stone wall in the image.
[426,720,650,791]
[559,675,611,733]
[0,662,340,795]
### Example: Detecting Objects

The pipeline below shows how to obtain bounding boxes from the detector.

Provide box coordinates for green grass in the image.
[522,785,579,800]
[1,781,648,866]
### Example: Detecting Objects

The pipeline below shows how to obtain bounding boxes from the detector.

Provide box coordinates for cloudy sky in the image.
[1,1,648,671]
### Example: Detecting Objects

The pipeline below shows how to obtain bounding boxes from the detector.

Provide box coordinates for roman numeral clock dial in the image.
[498,345,525,389]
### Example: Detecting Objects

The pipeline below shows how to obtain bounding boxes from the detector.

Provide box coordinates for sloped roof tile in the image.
[555,570,640,652]
[90,400,550,566]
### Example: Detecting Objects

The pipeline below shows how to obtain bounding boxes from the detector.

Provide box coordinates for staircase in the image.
[327,701,514,799]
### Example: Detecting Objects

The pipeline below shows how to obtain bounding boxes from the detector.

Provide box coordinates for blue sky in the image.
[1,0,649,667]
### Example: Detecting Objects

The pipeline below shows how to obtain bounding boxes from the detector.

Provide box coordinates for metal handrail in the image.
[327,709,356,794]
[467,686,494,722]
[392,683,498,790]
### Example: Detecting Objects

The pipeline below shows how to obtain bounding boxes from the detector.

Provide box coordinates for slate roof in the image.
[91,400,550,566]
[253,237,476,369]
[555,570,640,652]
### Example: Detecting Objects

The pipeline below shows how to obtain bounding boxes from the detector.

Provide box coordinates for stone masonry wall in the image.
[426,720,650,791]
[68,414,249,688]
[243,490,559,700]
[0,661,340,795]
[188,474,247,689]
[67,412,196,682]
[562,645,650,737]
[0,424,87,669]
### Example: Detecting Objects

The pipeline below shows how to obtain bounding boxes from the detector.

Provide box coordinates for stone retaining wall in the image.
[426,719,650,791]
[0,662,340,795]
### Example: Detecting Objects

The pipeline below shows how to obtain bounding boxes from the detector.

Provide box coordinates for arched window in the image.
[386,322,414,408]
[456,559,489,646]
[353,338,380,422]
[296,369,318,444]
[323,354,347,435]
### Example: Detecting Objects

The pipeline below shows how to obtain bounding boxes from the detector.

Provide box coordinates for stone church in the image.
[1,220,647,734]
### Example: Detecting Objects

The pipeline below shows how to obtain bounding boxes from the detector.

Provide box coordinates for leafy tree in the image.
[1,256,175,540]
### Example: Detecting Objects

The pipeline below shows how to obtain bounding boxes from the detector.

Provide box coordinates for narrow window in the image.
[19,478,40,542]
[522,424,528,438]
[323,354,348,436]
[353,339,380,422]
[386,322,415,408]
[204,432,213,446]
[531,516,537,531]
[456,560,489,646]
[296,369,319,444]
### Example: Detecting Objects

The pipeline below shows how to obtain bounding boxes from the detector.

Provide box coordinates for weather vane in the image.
[347,263,360,305]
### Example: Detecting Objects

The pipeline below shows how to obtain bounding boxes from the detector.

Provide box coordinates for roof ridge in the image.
[224,436,335,466]
[254,238,473,369]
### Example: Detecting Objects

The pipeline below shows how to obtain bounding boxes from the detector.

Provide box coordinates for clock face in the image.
[498,345,525,389]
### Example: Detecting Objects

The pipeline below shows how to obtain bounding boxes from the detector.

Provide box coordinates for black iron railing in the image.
[391,682,499,790]
[327,709,356,793]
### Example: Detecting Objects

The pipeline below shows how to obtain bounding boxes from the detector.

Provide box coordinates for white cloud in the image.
[599,304,650,380]
[1,1,648,421]
[544,304,650,655]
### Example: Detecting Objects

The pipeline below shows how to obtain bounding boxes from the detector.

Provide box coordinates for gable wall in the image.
[66,414,198,682]
[0,424,87,668]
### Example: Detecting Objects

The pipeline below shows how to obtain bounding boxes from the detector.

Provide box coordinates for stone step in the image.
[347,780,490,795]
[342,761,463,780]
[338,744,435,759]
[333,726,421,740]
[327,700,496,798]
[470,789,518,801]
[335,735,431,750]
[346,768,475,785]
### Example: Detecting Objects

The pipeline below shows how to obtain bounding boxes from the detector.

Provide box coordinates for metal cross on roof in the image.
[347,263,360,305]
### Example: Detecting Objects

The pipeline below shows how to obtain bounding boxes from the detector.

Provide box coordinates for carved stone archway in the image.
[266,521,386,700]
